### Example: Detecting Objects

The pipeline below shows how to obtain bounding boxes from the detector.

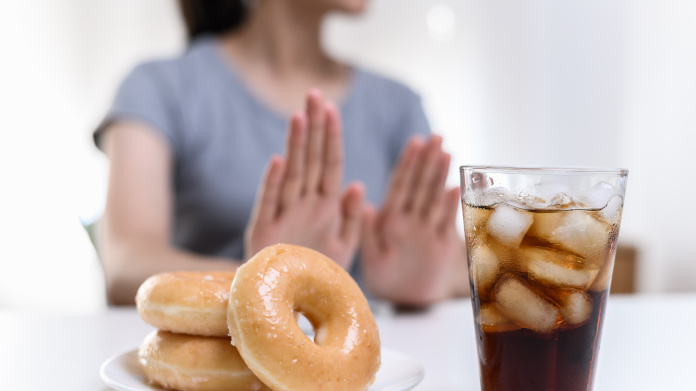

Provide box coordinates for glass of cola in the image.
[460,166,628,391]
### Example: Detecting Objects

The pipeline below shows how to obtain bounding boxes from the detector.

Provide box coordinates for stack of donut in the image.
[135,244,381,391]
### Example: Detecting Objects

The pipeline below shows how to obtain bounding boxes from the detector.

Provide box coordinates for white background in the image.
[1,0,695,312]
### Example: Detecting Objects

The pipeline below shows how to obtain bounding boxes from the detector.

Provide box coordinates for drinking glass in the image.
[460,166,628,391]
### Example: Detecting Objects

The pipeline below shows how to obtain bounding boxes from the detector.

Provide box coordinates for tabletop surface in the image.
[1,293,695,391]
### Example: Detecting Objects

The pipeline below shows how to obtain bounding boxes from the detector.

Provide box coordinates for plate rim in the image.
[101,346,424,391]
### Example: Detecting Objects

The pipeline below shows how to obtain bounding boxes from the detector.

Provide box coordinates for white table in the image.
[1,294,694,390]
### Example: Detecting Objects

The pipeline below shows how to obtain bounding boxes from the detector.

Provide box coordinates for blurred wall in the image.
[1,0,695,311]
[326,0,696,293]
[0,0,183,312]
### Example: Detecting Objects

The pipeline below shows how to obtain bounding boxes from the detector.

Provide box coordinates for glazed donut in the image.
[139,330,271,391]
[227,244,381,391]
[136,271,235,337]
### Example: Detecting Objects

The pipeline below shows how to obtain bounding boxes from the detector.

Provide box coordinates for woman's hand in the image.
[245,90,364,269]
[361,135,468,307]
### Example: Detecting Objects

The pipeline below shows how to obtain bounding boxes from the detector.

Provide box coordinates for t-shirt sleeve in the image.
[93,62,180,154]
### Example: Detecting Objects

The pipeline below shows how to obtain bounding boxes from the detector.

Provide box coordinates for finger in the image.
[320,102,344,195]
[251,155,286,227]
[340,182,365,247]
[384,137,424,214]
[438,186,462,235]
[360,203,382,259]
[409,135,443,214]
[303,89,326,194]
[280,113,307,210]
[425,152,451,225]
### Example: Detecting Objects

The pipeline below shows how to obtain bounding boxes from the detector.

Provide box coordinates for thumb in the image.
[360,203,381,259]
[339,182,365,248]
[439,186,461,235]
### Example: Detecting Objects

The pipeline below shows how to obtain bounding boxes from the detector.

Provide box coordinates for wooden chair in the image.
[610,244,637,294]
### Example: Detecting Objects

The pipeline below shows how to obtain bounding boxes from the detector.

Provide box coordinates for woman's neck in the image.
[218,1,350,115]
[225,1,342,78]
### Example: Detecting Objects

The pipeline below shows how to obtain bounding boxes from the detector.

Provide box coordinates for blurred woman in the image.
[95,0,468,305]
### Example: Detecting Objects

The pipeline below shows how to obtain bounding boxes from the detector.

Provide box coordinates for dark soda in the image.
[463,200,622,391]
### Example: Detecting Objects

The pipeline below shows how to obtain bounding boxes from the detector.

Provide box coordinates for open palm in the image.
[361,136,466,306]
[245,90,363,269]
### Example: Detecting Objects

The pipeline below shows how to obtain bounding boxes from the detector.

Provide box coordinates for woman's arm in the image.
[99,120,242,305]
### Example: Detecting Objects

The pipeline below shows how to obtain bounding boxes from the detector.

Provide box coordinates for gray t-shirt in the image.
[95,36,430,280]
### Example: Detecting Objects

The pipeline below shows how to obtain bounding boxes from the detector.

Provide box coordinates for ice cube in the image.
[520,246,585,268]
[520,247,599,289]
[494,276,560,333]
[527,258,599,289]
[544,211,610,259]
[549,192,574,208]
[478,304,519,332]
[484,187,511,205]
[580,182,616,209]
[470,245,500,294]
[590,261,614,292]
[528,212,564,240]
[508,191,543,210]
[600,195,623,225]
[560,291,594,325]
[486,204,533,247]
[535,181,571,205]
[471,172,494,189]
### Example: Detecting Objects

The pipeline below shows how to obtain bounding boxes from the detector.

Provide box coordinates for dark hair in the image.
[178,0,248,41]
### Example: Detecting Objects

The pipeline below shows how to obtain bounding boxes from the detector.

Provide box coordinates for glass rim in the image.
[459,165,628,176]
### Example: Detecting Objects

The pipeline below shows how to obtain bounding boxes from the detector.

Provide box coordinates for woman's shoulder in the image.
[122,36,220,89]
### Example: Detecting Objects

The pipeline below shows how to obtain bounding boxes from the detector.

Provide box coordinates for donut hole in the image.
[289,265,359,349]
[293,310,317,341]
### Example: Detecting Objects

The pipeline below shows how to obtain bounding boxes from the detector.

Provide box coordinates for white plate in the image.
[101,347,424,391]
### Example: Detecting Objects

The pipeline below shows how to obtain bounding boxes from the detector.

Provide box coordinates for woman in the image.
[95,0,468,305]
